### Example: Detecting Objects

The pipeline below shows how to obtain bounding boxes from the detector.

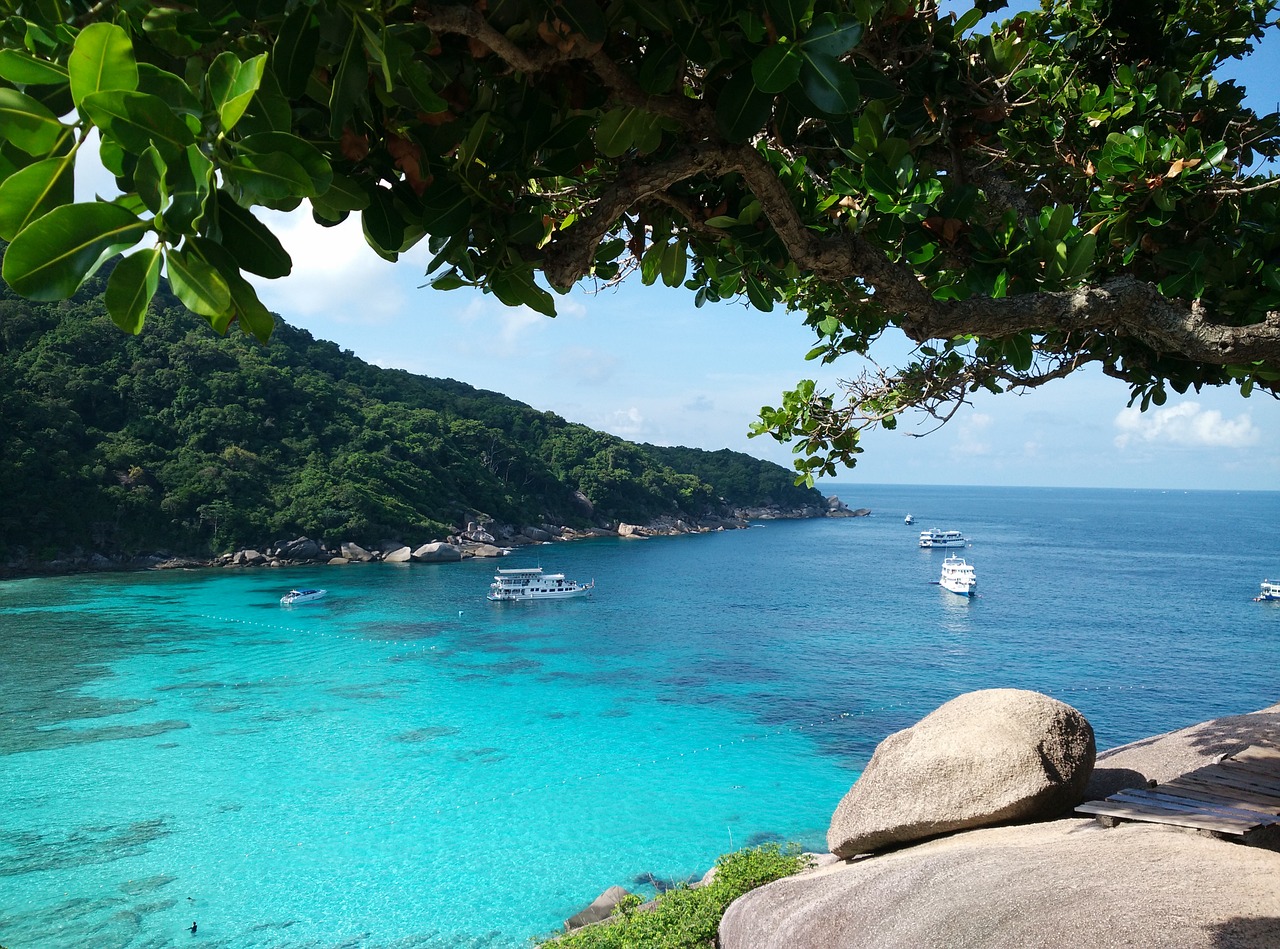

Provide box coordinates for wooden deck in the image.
[1076,745,1280,848]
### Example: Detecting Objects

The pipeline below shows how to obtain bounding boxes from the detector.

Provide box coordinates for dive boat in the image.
[1255,580,1280,602]
[280,588,327,605]
[487,567,594,602]
[919,528,967,548]
[939,556,977,597]
[904,513,914,525]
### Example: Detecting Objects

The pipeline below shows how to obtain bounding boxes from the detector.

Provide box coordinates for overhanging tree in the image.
[2,0,1278,482]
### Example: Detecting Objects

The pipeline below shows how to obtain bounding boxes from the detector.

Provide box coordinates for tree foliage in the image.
[2,0,1279,481]
[0,268,822,561]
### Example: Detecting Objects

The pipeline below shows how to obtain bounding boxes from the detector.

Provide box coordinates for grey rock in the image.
[522,526,553,543]
[565,884,631,930]
[828,688,1095,857]
[327,557,349,565]
[340,542,374,562]
[277,536,322,560]
[720,820,1280,949]
[382,545,412,563]
[468,543,506,558]
[411,543,462,563]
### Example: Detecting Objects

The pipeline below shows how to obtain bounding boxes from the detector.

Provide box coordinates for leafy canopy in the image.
[2,0,1279,481]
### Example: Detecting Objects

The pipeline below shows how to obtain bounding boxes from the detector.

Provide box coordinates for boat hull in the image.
[487,586,592,602]
[941,581,976,597]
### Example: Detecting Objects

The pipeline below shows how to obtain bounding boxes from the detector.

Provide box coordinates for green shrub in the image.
[541,844,811,948]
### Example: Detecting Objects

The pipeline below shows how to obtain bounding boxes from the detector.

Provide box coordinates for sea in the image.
[2,483,1278,949]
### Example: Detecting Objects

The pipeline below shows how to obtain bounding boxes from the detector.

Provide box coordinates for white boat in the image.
[919,528,967,548]
[1254,580,1280,602]
[487,567,594,602]
[904,514,914,525]
[939,556,977,597]
[280,588,327,605]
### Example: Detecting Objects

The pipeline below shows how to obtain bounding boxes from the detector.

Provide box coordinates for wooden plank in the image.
[1174,768,1280,797]
[1216,759,1280,781]
[1130,784,1280,816]
[1075,801,1258,834]
[1108,790,1280,824]
[1164,776,1280,810]
[1171,775,1280,805]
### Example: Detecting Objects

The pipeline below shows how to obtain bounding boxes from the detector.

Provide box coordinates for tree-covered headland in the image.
[0,272,826,565]
[1,0,1278,485]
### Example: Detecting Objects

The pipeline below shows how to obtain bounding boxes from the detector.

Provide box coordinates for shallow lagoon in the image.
[2,484,1278,947]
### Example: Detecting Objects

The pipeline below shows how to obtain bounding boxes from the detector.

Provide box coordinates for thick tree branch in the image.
[902,276,1280,366]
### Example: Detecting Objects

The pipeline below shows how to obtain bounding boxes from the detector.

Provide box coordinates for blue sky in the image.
[231,17,1277,491]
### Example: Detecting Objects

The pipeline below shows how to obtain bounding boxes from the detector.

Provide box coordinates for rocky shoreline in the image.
[0,495,867,579]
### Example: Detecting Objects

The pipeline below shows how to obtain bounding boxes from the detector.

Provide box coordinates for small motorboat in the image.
[281,588,327,605]
[904,513,914,525]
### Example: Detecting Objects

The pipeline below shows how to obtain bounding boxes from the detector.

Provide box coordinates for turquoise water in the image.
[2,484,1278,948]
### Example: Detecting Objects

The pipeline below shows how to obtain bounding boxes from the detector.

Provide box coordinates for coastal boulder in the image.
[277,536,322,560]
[522,526,553,543]
[468,544,506,558]
[721,820,1280,949]
[412,542,462,563]
[565,885,632,930]
[341,542,374,562]
[383,545,412,563]
[828,689,1095,857]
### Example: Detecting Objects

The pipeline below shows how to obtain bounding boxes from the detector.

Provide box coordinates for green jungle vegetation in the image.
[540,844,810,948]
[0,269,825,564]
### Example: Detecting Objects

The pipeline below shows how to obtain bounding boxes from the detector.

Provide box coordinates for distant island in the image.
[0,270,857,577]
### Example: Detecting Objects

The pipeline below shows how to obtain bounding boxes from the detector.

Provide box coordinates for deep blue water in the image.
[1,484,1277,948]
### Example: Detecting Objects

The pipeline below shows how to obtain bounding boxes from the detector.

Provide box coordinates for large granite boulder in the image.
[341,542,374,562]
[276,536,322,560]
[411,542,462,563]
[382,545,412,563]
[721,819,1280,949]
[828,688,1095,857]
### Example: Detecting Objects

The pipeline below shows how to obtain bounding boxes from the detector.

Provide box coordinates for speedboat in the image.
[1255,580,1280,602]
[939,556,977,597]
[904,514,914,525]
[919,528,967,548]
[280,588,327,605]
[487,567,593,601]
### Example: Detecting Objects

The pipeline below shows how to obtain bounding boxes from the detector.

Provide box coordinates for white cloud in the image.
[954,412,993,456]
[603,407,647,438]
[250,212,431,324]
[1113,401,1260,449]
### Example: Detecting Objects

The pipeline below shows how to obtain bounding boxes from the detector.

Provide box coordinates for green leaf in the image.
[80,90,195,158]
[638,44,681,94]
[311,173,371,218]
[185,236,275,341]
[420,178,472,236]
[716,71,772,142]
[328,20,368,138]
[237,132,332,195]
[1004,333,1033,371]
[2,201,149,300]
[797,14,863,58]
[752,45,802,94]
[222,150,312,204]
[744,271,774,311]
[800,55,859,114]
[0,48,69,85]
[0,153,75,241]
[208,51,266,133]
[490,267,556,316]
[555,0,606,44]
[105,247,161,333]
[165,245,232,319]
[1063,232,1096,279]
[661,241,687,287]
[213,191,291,278]
[596,108,637,158]
[272,2,320,98]
[0,88,64,156]
[362,187,405,254]
[765,0,811,38]
[162,144,214,235]
[68,22,138,107]
[705,215,739,228]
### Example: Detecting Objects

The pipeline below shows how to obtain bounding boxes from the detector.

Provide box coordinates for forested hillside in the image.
[0,270,824,562]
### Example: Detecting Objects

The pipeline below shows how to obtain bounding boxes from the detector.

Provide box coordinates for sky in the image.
[100,12,1280,492]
